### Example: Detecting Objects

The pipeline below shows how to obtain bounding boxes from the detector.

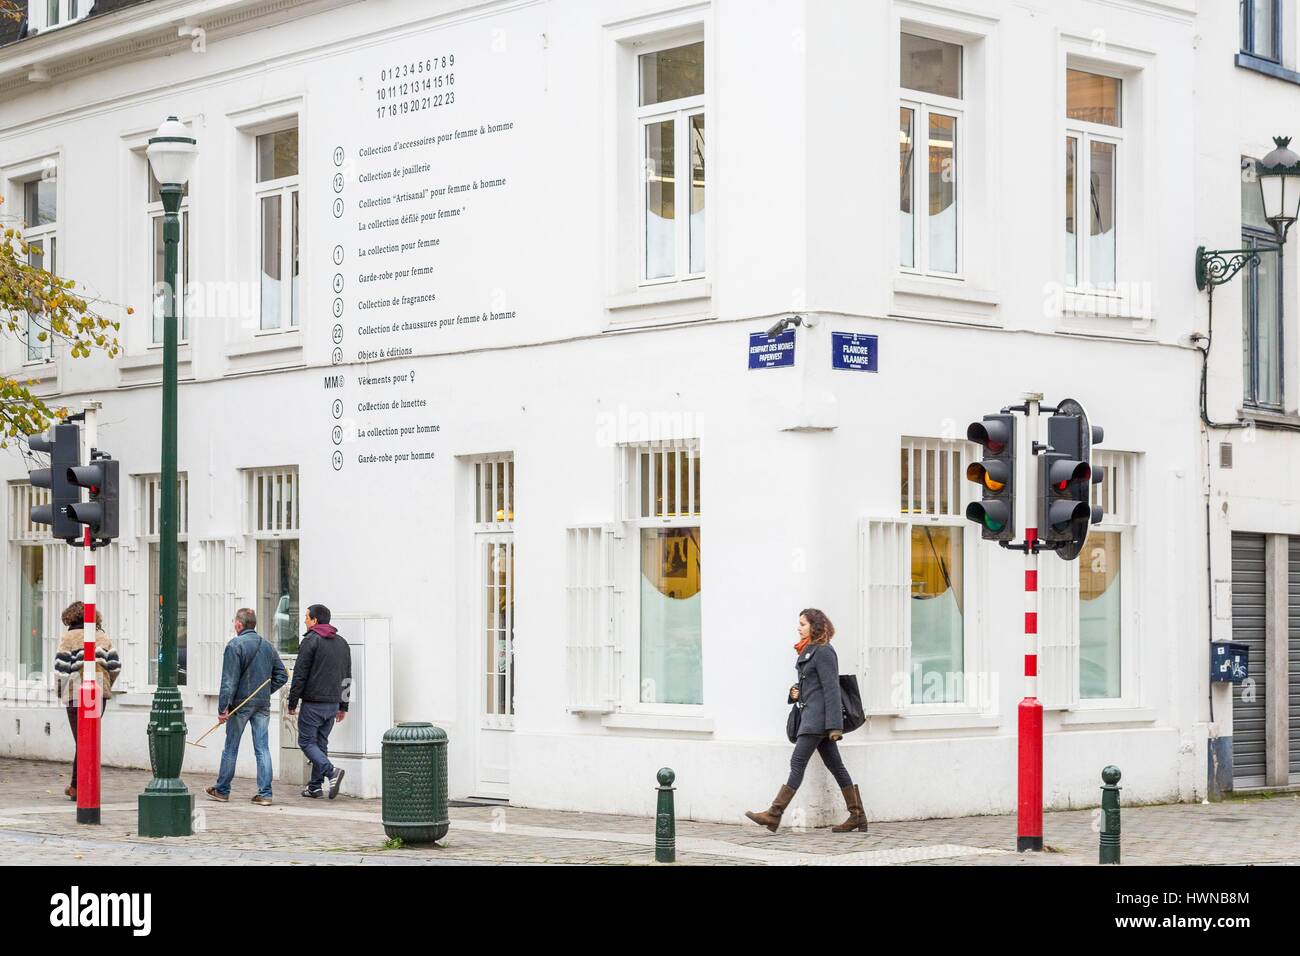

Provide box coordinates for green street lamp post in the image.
[139,116,198,837]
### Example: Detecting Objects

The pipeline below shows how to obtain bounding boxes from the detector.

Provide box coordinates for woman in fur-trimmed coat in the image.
[53,602,120,800]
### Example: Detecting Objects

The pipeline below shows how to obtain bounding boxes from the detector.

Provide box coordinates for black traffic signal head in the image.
[964,413,1016,542]
[67,454,119,542]
[27,423,81,542]
[1040,398,1103,560]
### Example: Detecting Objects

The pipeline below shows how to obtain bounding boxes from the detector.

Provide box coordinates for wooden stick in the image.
[186,677,273,748]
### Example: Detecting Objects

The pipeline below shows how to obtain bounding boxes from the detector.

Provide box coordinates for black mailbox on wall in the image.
[1210,642,1249,683]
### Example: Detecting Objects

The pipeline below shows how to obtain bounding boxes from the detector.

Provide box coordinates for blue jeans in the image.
[214,705,273,798]
[297,701,338,790]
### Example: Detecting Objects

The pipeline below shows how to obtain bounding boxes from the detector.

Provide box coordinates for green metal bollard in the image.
[1099,765,1121,865]
[655,767,676,864]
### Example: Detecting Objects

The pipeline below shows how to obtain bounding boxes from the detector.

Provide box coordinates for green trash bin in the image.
[381,723,449,844]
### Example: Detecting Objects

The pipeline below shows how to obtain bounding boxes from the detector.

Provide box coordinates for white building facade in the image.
[0,0,1295,824]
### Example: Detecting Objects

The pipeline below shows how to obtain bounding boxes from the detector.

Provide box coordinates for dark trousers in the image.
[787,732,853,790]
[297,701,338,789]
[65,701,108,787]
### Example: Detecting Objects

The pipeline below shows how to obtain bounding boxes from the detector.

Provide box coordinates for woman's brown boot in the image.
[64,785,76,801]
[831,784,868,832]
[745,784,797,832]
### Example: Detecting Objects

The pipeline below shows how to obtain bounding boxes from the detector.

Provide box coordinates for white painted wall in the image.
[0,0,1276,822]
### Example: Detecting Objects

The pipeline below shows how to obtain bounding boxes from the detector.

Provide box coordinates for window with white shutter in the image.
[1037,548,1080,710]
[565,525,619,713]
[897,437,978,708]
[191,538,239,696]
[859,518,911,715]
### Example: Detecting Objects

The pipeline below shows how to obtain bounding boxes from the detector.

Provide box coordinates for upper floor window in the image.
[149,169,190,345]
[255,127,299,332]
[1242,156,1283,408]
[30,0,87,32]
[638,41,705,284]
[899,32,962,276]
[1065,69,1122,289]
[1241,0,1282,62]
[22,175,57,362]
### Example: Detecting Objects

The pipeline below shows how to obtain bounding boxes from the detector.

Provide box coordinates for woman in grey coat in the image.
[745,608,867,833]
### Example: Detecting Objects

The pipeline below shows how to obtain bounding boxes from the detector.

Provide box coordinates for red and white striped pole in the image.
[1017,395,1042,852]
[76,403,101,825]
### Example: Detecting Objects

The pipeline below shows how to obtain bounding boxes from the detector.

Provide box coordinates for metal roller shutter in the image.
[1232,533,1267,785]
[1289,538,1300,780]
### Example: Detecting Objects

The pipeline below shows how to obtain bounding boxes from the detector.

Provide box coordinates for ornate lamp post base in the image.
[138,685,193,837]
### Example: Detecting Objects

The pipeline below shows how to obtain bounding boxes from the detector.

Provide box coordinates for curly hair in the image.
[800,608,835,645]
[61,602,104,630]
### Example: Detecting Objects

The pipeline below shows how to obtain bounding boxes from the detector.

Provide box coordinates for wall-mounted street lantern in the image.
[1196,135,1300,291]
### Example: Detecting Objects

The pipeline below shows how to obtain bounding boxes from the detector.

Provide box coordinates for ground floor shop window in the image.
[639,527,701,705]
[258,539,299,655]
[147,544,188,686]
[910,525,964,704]
[1079,533,1122,699]
[19,545,44,679]
[482,538,515,717]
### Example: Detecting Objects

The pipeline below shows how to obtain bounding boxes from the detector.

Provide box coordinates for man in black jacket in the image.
[287,604,352,799]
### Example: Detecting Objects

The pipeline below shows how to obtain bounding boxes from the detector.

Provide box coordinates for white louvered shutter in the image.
[193,538,238,695]
[1037,552,1080,709]
[860,518,911,714]
[565,525,619,713]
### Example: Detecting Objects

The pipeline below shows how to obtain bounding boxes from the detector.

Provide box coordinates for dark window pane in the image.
[24,177,56,226]
[639,42,704,106]
[901,33,961,98]
[257,128,299,182]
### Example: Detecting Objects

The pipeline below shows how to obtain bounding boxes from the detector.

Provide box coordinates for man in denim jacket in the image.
[206,608,288,805]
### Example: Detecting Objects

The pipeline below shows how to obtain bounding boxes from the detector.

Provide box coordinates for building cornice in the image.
[0,0,361,95]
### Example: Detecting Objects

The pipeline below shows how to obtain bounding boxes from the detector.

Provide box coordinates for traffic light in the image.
[67,453,120,543]
[965,414,1016,542]
[1039,398,1103,560]
[27,423,82,542]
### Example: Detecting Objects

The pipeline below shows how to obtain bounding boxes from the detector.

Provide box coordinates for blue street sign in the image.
[748,330,796,370]
[832,332,878,372]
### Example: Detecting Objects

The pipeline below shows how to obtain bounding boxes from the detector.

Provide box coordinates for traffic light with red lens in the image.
[1039,399,1103,560]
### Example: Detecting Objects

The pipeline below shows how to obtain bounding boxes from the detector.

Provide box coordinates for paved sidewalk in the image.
[2,758,1297,865]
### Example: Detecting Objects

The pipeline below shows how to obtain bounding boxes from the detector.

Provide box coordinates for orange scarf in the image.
[794,637,811,655]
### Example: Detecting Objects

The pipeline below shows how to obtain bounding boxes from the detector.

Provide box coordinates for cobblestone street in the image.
[2,758,1297,865]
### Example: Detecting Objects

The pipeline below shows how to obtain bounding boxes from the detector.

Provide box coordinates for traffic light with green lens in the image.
[965,413,1016,542]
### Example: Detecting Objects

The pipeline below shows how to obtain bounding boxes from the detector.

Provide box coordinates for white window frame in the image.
[136,474,190,689]
[1064,70,1124,294]
[251,123,300,334]
[18,171,59,364]
[147,171,191,346]
[635,35,706,287]
[469,454,515,729]
[896,436,980,713]
[899,31,965,280]
[1072,450,1138,709]
[7,482,52,688]
[28,0,88,33]
[243,466,301,656]
[618,439,704,714]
